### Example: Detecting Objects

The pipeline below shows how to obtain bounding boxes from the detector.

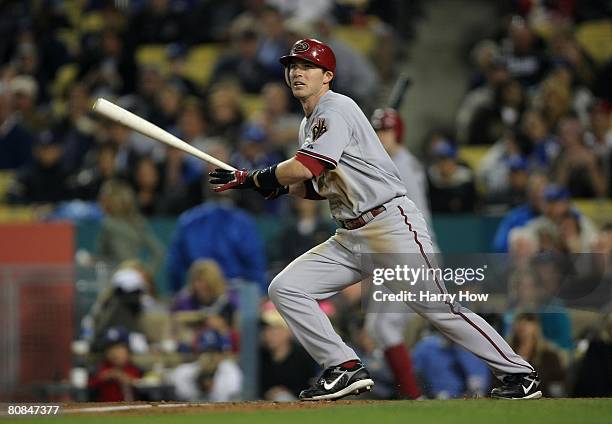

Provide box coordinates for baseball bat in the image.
[92,98,236,171]
[387,74,412,110]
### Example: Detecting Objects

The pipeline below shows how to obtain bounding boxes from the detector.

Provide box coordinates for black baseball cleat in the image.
[491,372,542,399]
[299,360,374,401]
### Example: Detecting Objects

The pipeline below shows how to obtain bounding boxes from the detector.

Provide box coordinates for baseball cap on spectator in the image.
[543,184,570,202]
[507,155,528,172]
[34,130,61,146]
[103,326,130,348]
[432,140,457,159]
[10,75,38,98]
[240,123,266,145]
[111,268,145,293]
[166,43,188,60]
[193,328,232,353]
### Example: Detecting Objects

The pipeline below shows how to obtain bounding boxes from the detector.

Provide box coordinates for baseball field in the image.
[5,399,611,424]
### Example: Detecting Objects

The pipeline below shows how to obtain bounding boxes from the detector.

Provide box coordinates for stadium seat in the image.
[0,171,14,202]
[185,44,223,88]
[0,206,37,223]
[241,94,264,119]
[334,24,376,57]
[575,20,612,65]
[573,198,612,226]
[136,44,170,75]
[458,145,489,171]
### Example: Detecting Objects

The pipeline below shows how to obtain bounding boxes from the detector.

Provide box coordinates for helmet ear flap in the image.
[285,67,291,87]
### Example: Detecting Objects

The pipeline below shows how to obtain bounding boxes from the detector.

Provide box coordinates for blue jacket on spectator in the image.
[412,334,491,398]
[167,201,267,294]
[492,204,539,252]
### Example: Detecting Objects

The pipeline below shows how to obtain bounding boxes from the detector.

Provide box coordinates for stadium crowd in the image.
[0,0,610,401]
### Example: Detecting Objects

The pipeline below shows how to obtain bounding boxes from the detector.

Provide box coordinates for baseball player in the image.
[362,108,431,399]
[210,39,541,400]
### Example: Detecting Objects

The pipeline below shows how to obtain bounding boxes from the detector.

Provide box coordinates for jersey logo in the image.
[311,118,328,142]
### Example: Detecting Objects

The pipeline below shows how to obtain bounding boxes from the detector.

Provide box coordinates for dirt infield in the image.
[62,400,379,415]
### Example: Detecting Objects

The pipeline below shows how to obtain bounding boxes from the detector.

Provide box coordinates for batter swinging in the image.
[209,39,541,401]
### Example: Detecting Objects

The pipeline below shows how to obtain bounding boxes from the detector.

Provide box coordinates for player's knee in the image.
[268,275,285,302]
[268,273,299,302]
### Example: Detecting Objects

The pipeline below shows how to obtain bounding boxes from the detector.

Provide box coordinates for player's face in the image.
[288,59,332,100]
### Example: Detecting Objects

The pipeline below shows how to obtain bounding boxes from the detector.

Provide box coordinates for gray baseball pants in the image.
[268,196,534,377]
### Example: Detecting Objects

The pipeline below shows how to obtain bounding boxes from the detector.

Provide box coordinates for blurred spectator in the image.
[526,184,599,253]
[172,259,236,327]
[6,129,69,204]
[96,179,164,274]
[270,198,333,271]
[500,16,549,88]
[103,118,143,176]
[532,256,574,347]
[158,142,229,215]
[468,78,526,145]
[268,0,332,24]
[206,83,245,145]
[89,264,155,352]
[521,108,559,172]
[128,0,187,45]
[467,39,501,91]
[259,303,317,401]
[9,75,46,132]
[477,129,525,201]
[209,28,272,94]
[56,82,97,174]
[427,141,477,213]
[573,312,612,397]
[148,82,184,132]
[456,54,510,145]
[313,17,381,110]
[230,123,285,215]
[0,85,33,169]
[186,0,243,43]
[508,313,566,397]
[412,330,491,399]
[499,155,531,207]
[584,100,612,195]
[535,76,573,130]
[553,115,607,198]
[256,6,290,80]
[69,143,119,201]
[167,196,267,294]
[131,156,164,217]
[88,326,143,402]
[253,82,301,157]
[168,329,242,402]
[79,29,137,97]
[493,173,548,252]
[165,44,200,97]
[503,266,573,350]
[132,65,165,120]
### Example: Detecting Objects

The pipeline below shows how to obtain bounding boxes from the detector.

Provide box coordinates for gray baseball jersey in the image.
[295,91,406,220]
[269,89,535,380]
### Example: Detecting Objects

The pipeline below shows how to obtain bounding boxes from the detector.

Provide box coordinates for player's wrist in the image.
[253,165,282,190]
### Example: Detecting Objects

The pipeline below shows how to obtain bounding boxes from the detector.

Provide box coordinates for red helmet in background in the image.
[280,38,336,76]
[371,108,404,144]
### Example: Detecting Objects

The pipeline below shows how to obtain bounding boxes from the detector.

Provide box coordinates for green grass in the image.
[7,399,612,424]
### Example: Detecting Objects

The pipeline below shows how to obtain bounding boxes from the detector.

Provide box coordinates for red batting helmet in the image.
[371,108,404,144]
[280,38,336,74]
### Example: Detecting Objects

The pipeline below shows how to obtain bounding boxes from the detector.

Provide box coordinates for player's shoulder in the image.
[317,90,359,115]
